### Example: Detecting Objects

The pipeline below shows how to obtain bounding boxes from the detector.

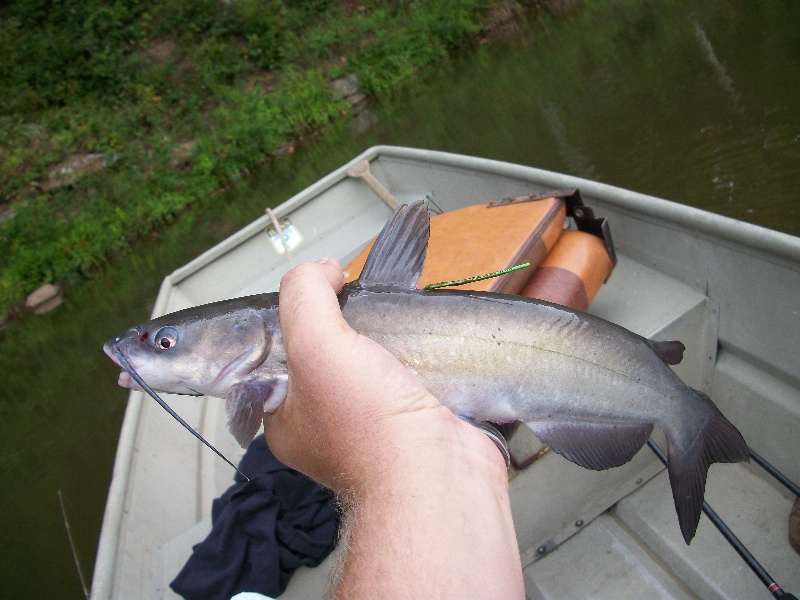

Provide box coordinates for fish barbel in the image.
[104,201,748,543]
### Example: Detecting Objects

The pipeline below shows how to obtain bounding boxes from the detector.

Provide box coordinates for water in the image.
[1,1,799,598]
[352,0,800,234]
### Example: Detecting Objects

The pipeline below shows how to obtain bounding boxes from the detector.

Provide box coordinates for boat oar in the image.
[646,439,797,600]
[346,159,400,210]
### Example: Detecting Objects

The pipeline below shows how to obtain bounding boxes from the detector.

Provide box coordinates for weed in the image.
[0,0,505,315]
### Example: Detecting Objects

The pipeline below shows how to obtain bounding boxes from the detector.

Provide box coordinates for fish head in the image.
[104,304,276,399]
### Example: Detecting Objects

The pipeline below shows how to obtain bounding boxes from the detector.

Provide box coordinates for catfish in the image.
[105,201,748,543]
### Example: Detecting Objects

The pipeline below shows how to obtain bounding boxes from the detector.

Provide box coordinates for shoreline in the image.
[0,0,563,327]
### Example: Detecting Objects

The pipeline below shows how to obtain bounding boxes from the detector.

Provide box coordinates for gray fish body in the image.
[341,286,696,437]
[105,201,748,543]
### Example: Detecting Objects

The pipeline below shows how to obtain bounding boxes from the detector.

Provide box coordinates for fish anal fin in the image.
[526,419,654,471]
[225,381,281,448]
[665,390,749,544]
[646,339,686,365]
[357,201,429,289]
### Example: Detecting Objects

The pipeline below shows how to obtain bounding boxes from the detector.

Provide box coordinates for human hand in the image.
[261,257,506,493]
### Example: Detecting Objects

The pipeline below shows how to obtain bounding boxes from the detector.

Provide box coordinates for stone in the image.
[0,205,15,225]
[328,74,360,99]
[347,108,379,136]
[346,93,369,113]
[40,152,121,191]
[25,283,63,315]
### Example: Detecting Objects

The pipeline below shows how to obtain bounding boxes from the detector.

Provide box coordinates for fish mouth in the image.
[116,369,141,390]
[103,338,143,391]
[103,339,120,363]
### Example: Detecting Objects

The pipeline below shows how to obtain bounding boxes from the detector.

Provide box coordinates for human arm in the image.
[262,258,524,599]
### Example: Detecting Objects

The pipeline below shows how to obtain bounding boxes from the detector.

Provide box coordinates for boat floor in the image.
[524,463,797,600]
[152,254,798,599]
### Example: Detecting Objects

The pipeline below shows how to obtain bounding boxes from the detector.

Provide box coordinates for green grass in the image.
[0,0,520,319]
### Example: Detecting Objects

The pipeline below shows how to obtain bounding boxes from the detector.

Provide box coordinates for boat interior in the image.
[91,147,799,599]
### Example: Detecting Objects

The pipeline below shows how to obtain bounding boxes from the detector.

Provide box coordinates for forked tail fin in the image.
[665,390,749,543]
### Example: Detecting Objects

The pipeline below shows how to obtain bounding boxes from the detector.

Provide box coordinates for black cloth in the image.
[171,434,339,600]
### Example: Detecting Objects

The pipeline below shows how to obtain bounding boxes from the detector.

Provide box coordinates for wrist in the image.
[349,407,510,502]
[334,410,523,599]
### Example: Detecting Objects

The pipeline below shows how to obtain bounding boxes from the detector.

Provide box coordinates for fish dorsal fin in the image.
[646,339,685,365]
[357,201,430,289]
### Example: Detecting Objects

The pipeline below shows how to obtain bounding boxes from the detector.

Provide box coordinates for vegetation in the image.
[0,0,522,319]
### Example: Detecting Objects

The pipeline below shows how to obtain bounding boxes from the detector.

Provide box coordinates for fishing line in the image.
[114,347,249,482]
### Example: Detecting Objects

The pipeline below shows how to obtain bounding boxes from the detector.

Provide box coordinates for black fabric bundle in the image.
[171,435,339,600]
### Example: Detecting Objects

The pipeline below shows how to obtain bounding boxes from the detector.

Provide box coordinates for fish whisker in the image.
[112,346,249,482]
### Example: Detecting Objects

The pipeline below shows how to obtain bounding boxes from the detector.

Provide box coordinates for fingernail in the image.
[316,257,330,264]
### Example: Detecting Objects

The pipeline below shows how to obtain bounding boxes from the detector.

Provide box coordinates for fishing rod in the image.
[646,439,797,600]
[58,489,90,600]
[749,446,800,497]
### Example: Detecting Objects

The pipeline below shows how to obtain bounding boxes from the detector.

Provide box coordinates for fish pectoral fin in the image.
[357,201,429,289]
[526,419,654,471]
[225,381,273,448]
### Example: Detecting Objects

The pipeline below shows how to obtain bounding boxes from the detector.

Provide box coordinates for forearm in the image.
[332,419,524,600]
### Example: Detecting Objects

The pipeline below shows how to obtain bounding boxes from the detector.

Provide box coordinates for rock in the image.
[25,283,63,315]
[22,123,47,140]
[40,153,121,191]
[274,143,296,157]
[328,74,360,99]
[480,1,522,41]
[346,93,369,113]
[348,108,379,136]
[144,38,176,65]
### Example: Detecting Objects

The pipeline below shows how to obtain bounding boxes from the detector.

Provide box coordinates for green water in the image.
[1,1,799,597]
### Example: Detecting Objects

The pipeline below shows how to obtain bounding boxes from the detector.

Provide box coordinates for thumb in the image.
[278,258,348,357]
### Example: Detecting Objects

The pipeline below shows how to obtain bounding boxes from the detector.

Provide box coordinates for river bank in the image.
[0,0,555,324]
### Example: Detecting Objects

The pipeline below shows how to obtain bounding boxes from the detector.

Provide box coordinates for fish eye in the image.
[153,326,178,350]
